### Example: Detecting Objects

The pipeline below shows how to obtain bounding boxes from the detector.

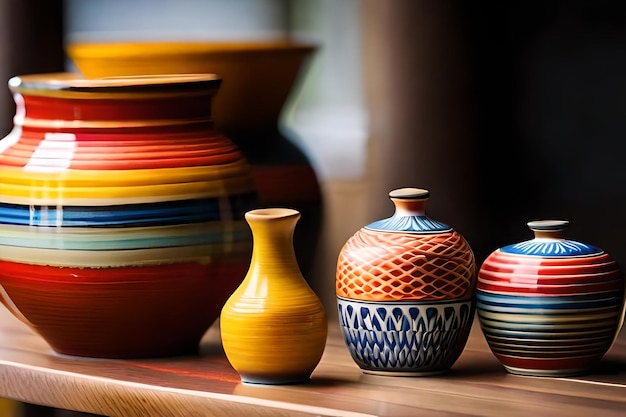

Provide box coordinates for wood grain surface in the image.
[0,307,624,417]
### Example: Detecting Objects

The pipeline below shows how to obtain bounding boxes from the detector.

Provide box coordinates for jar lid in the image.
[499,220,603,257]
[365,187,452,233]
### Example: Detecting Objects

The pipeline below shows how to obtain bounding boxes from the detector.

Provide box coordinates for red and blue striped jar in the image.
[477,220,625,376]
[0,73,257,358]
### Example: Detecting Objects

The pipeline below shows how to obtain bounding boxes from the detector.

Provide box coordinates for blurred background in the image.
[2,0,626,414]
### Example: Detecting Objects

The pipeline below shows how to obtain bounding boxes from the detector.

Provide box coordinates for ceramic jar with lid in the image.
[336,188,477,375]
[477,220,625,376]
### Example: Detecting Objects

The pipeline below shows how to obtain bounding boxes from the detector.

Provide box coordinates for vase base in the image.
[240,376,312,385]
[502,365,591,378]
[361,369,448,377]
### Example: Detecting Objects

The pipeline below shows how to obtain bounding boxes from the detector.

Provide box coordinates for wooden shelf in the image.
[0,307,625,416]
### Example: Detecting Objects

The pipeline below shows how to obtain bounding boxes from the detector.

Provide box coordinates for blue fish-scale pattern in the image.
[337,298,474,372]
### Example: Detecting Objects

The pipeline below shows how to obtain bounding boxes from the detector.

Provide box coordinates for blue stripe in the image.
[0,192,256,227]
[476,290,623,310]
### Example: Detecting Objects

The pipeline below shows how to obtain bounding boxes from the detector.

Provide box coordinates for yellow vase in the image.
[220,208,327,384]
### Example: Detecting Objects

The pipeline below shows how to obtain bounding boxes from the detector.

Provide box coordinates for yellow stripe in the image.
[0,160,251,186]
[0,177,255,206]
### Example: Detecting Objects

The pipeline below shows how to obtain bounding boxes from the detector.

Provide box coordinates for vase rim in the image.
[67,40,317,58]
[527,219,569,231]
[389,187,430,200]
[245,208,300,221]
[9,72,222,94]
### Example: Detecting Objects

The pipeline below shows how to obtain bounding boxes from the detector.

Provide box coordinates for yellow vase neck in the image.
[245,208,302,277]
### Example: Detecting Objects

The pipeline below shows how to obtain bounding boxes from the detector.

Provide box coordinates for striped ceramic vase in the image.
[477,220,625,376]
[0,73,257,358]
[336,188,477,375]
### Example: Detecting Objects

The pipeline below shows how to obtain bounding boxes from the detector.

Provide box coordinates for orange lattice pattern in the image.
[336,229,476,301]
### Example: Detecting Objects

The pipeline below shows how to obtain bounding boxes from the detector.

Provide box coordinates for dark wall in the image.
[461,1,626,266]
[0,0,65,136]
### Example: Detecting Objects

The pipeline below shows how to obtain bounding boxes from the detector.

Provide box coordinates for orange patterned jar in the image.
[336,188,477,375]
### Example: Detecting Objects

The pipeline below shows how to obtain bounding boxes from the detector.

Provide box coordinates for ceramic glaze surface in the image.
[477,220,625,376]
[220,208,327,385]
[0,73,256,358]
[337,298,474,375]
[336,188,477,375]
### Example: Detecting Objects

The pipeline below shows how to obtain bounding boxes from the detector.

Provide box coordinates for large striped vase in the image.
[477,220,625,376]
[0,73,257,358]
[336,188,477,375]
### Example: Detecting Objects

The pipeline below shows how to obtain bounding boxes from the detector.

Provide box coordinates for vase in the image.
[336,188,477,375]
[220,208,327,385]
[477,220,625,377]
[0,73,257,358]
[66,40,323,285]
